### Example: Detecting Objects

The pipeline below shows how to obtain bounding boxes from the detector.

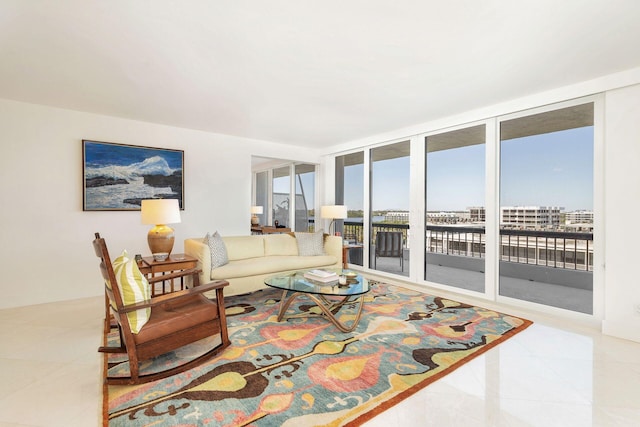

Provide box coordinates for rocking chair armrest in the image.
[146,267,202,284]
[119,280,229,314]
[153,279,228,303]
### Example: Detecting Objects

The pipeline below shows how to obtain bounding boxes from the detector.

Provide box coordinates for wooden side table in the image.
[251,226,292,234]
[138,253,199,296]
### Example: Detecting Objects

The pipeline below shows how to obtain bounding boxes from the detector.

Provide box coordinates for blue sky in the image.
[371,157,410,211]
[344,164,364,210]
[427,144,485,211]
[273,171,316,210]
[426,127,594,211]
[500,127,593,211]
[347,126,594,212]
[276,125,593,213]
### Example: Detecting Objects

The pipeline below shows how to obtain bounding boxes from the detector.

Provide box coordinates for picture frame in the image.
[82,140,184,211]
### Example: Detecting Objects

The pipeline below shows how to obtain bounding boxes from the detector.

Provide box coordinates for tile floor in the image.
[1,295,640,427]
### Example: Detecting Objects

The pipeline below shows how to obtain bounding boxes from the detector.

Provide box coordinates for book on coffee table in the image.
[304,269,339,283]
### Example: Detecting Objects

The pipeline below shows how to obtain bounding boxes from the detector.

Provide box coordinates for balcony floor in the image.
[354,256,593,315]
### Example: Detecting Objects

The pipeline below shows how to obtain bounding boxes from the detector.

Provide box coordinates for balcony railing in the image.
[427,225,593,271]
[499,228,593,271]
[323,221,593,272]
[310,219,410,244]
[344,221,410,245]
[427,225,486,258]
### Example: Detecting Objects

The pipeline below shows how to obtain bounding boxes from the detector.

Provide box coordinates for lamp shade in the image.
[320,205,347,219]
[250,205,263,226]
[141,199,181,225]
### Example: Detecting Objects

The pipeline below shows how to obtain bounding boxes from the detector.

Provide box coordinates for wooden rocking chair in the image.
[93,232,230,385]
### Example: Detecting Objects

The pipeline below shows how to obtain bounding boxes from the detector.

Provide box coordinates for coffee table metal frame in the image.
[265,270,369,333]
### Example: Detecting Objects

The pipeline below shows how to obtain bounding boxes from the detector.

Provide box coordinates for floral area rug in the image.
[103,281,531,426]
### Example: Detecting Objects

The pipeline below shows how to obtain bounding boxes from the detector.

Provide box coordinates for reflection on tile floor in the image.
[1,294,639,427]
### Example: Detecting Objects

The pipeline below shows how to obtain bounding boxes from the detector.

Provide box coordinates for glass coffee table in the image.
[265,270,369,332]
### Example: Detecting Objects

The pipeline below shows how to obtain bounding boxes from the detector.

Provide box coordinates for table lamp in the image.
[320,205,347,235]
[141,199,181,261]
[251,206,263,226]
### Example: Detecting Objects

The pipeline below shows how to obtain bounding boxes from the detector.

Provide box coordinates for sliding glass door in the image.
[425,124,486,292]
[370,141,410,276]
[499,102,594,314]
[335,152,364,265]
[272,166,290,228]
[254,163,317,231]
[254,171,268,226]
[295,164,315,231]
[328,97,598,318]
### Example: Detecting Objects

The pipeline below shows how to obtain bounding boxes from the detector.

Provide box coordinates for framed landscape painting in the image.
[82,140,184,211]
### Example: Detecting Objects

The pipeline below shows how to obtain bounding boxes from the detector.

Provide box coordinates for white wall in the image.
[602,83,640,343]
[0,99,321,309]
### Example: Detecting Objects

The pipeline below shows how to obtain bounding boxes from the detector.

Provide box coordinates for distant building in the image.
[427,211,457,224]
[385,211,409,223]
[565,210,594,224]
[387,206,583,229]
[501,206,563,229]
[469,207,485,222]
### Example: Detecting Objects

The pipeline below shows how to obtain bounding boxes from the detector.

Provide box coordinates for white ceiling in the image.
[2,1,640,148]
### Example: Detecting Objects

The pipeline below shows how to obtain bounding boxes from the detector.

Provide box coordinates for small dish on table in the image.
[344,271,357,279]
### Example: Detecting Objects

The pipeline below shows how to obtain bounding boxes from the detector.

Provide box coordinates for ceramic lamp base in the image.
[148,224,175,258]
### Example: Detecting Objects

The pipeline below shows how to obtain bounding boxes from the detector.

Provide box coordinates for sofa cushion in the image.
[222,235,265,260]
[264,234,299,256]
[210,255,338,280]
[204,231,229,269]
[295,230,326,256]
[112,250,151,334]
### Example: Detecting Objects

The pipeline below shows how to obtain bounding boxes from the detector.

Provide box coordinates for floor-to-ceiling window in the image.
[272,166,290,227]
[329,97,599,318]
[499,102,594,314]
[425,124,486,291]
[295,164,315,231]
[254,171,268,226]
[254,162,317,231]
[335,152,364,266]
[370,141,410,276]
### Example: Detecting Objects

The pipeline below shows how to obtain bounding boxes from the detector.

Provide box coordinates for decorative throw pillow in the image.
[204,231,229,269]
[295,229,326,256]
[112,250,151,334]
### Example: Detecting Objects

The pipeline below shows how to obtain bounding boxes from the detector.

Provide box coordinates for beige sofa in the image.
[184,233,343,296]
